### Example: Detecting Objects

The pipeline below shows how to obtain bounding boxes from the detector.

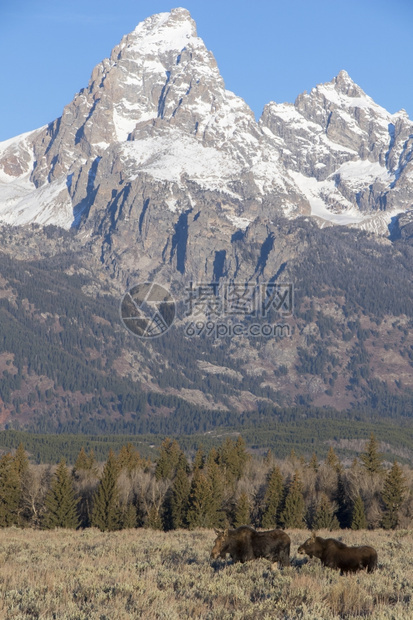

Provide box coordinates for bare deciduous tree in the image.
[20,465,51,527]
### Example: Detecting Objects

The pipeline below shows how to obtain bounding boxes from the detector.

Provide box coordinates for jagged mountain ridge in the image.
[0,6,412,260]
[261,71,413,234]
[0,9,304,234]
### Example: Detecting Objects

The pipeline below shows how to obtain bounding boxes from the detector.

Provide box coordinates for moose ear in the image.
[311,531,317,540]
[223,528,229,536]
[214,528,221,535]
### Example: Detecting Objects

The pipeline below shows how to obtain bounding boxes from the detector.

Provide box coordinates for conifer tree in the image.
[335,473,352,528]
[312,494,339,530]
[186,469,214,529]
[73,447,98,477]
[264,449,273,466]
[117,443,143,474]
[13,443,29,478]
[206,447,219,468]
[234,491,250,527]
[121,502,137,529]
[289,448,297,462]
[74,447,89,471]
[325,446,341,473]
[360,433,383,475]
[12,443,29,525]
[43,460,79,529]
[351,494,367,530]
[218,437,250,483]
[72,447,99,528]
[192,447,205,472]
[91,450,121,531]
[234,436,250,473]
[381,461,406,530]
[308,453,318,473]
[155,438,188,480]
[0,453,21,527]
[169,467,190,529]
[88,449,97,472]
[280,471,306,529]
[206,462,226,528]
[261,466,283,528]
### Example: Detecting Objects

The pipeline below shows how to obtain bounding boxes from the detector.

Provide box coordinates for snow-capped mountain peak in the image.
[126,8,198,55]
[0,10,412,241]
[260,69,413,232]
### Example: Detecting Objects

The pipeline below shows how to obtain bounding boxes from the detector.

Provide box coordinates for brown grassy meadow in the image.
[0,527,412,619]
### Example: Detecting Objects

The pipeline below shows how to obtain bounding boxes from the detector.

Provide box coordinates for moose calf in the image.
[298,532,377,574]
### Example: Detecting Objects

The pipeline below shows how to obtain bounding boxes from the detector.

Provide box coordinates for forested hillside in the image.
[0,218,412,448]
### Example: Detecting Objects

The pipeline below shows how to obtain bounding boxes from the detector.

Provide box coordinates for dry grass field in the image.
[0,527,412,619]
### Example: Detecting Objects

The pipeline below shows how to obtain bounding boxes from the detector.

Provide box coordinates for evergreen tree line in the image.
[0,434,411,532]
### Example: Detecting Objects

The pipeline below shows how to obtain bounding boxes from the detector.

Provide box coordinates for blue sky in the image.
[1,0,412,141]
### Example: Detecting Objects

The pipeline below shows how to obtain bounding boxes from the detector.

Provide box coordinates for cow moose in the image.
[211,526,290,567]
[297,532,377,574]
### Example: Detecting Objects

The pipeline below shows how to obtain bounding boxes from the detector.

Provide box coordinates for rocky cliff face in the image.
[0,8,412,287]
[261,70,413,234]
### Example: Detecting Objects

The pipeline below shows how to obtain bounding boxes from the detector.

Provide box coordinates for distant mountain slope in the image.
[0,220,411,436]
